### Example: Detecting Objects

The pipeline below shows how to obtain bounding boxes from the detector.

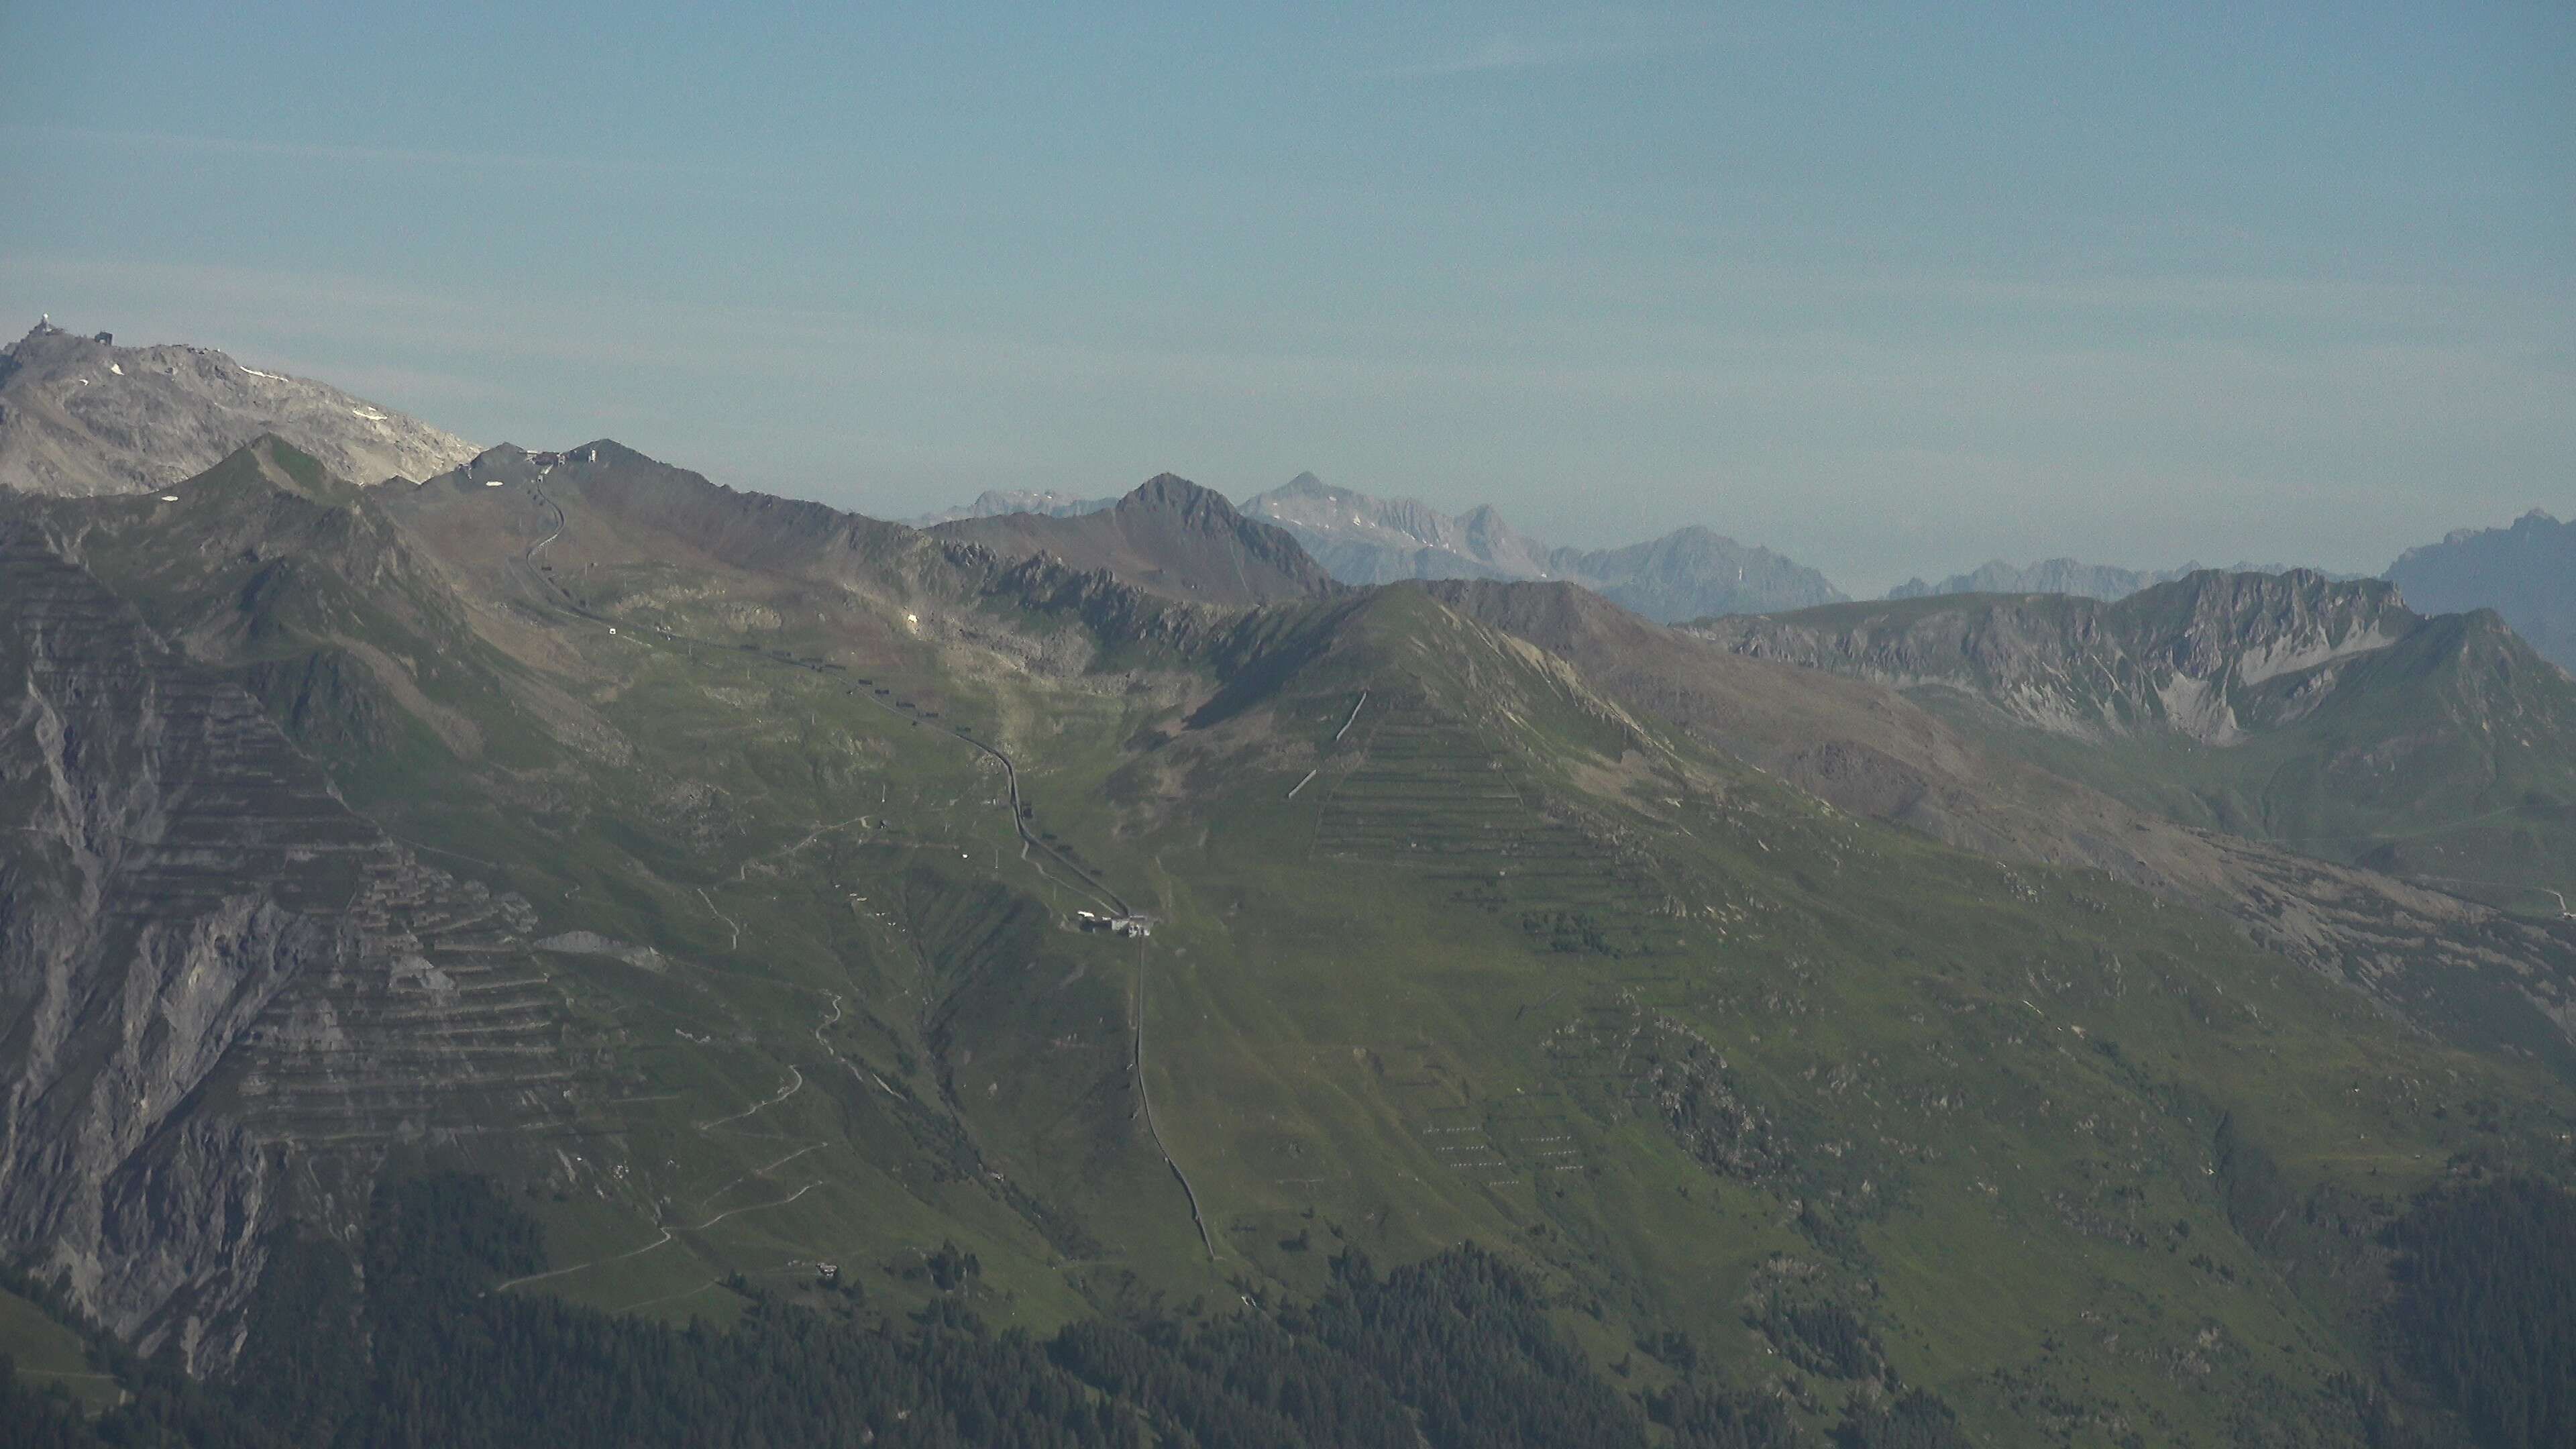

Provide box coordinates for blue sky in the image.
[3,2,2568,592]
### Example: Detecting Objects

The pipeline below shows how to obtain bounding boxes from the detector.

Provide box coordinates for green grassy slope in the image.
[1069,585,2573,1444]
[0,1285,117,1412]
[11,445,2575,1446]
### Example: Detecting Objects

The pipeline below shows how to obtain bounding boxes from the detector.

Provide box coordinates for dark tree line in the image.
[1,1173,1970,1449]
[2384,1177,2576,1449]
[1829,1389,1971,1449]
[0,1359,100,1449]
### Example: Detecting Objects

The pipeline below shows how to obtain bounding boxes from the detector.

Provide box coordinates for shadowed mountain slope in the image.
[2388,508,2576,673]
[0,321,478,497]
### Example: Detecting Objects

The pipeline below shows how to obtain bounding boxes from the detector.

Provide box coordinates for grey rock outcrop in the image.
[1697,570,2422,744]
[0,320,478,497]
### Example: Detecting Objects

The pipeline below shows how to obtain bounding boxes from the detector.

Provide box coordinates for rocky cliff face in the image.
[0,321,478,497]
[0,523,574,1368]
[1699,570,2420,744]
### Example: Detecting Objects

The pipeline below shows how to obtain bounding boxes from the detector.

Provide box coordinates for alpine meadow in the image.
[2,5,2573,1448]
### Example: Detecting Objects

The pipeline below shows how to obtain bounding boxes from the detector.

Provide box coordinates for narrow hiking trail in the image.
[491,1183,822,1295]
[695,1066,802,1133]
[812,990,902,1099]
[500,992,847,1297]
[1135,959,1218,1263]
[697,887,742,950]
[694,1142,826,1211]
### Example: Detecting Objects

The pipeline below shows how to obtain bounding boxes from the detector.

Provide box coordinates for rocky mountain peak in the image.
[928,472,1337,606]
[0,322,480,498]
[2139,569,2411,687]
[1126,472,1236,521]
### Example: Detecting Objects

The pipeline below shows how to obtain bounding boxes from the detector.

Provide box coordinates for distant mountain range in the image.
[907,488,1116,526]
[0,319,478,496]
[1886,556,2353,601]
[9,314,2557,660]
[1241,474,1848,622]
[919,472,1850,621]
[1886,515,2576,676]
[910,471,2576,672]
[2388,508,2576,672]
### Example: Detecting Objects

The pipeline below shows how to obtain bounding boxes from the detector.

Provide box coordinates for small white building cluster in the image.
[1073,910,1154,938]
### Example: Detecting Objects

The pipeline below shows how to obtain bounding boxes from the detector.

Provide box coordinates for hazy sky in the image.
[4,2,2569,593]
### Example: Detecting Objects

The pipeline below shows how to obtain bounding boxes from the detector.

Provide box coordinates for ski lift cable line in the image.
[1334,690,1369,744]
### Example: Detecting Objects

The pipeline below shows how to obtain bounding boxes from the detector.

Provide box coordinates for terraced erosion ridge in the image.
[3,427,2575,1447]
[0,519,573,1364]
